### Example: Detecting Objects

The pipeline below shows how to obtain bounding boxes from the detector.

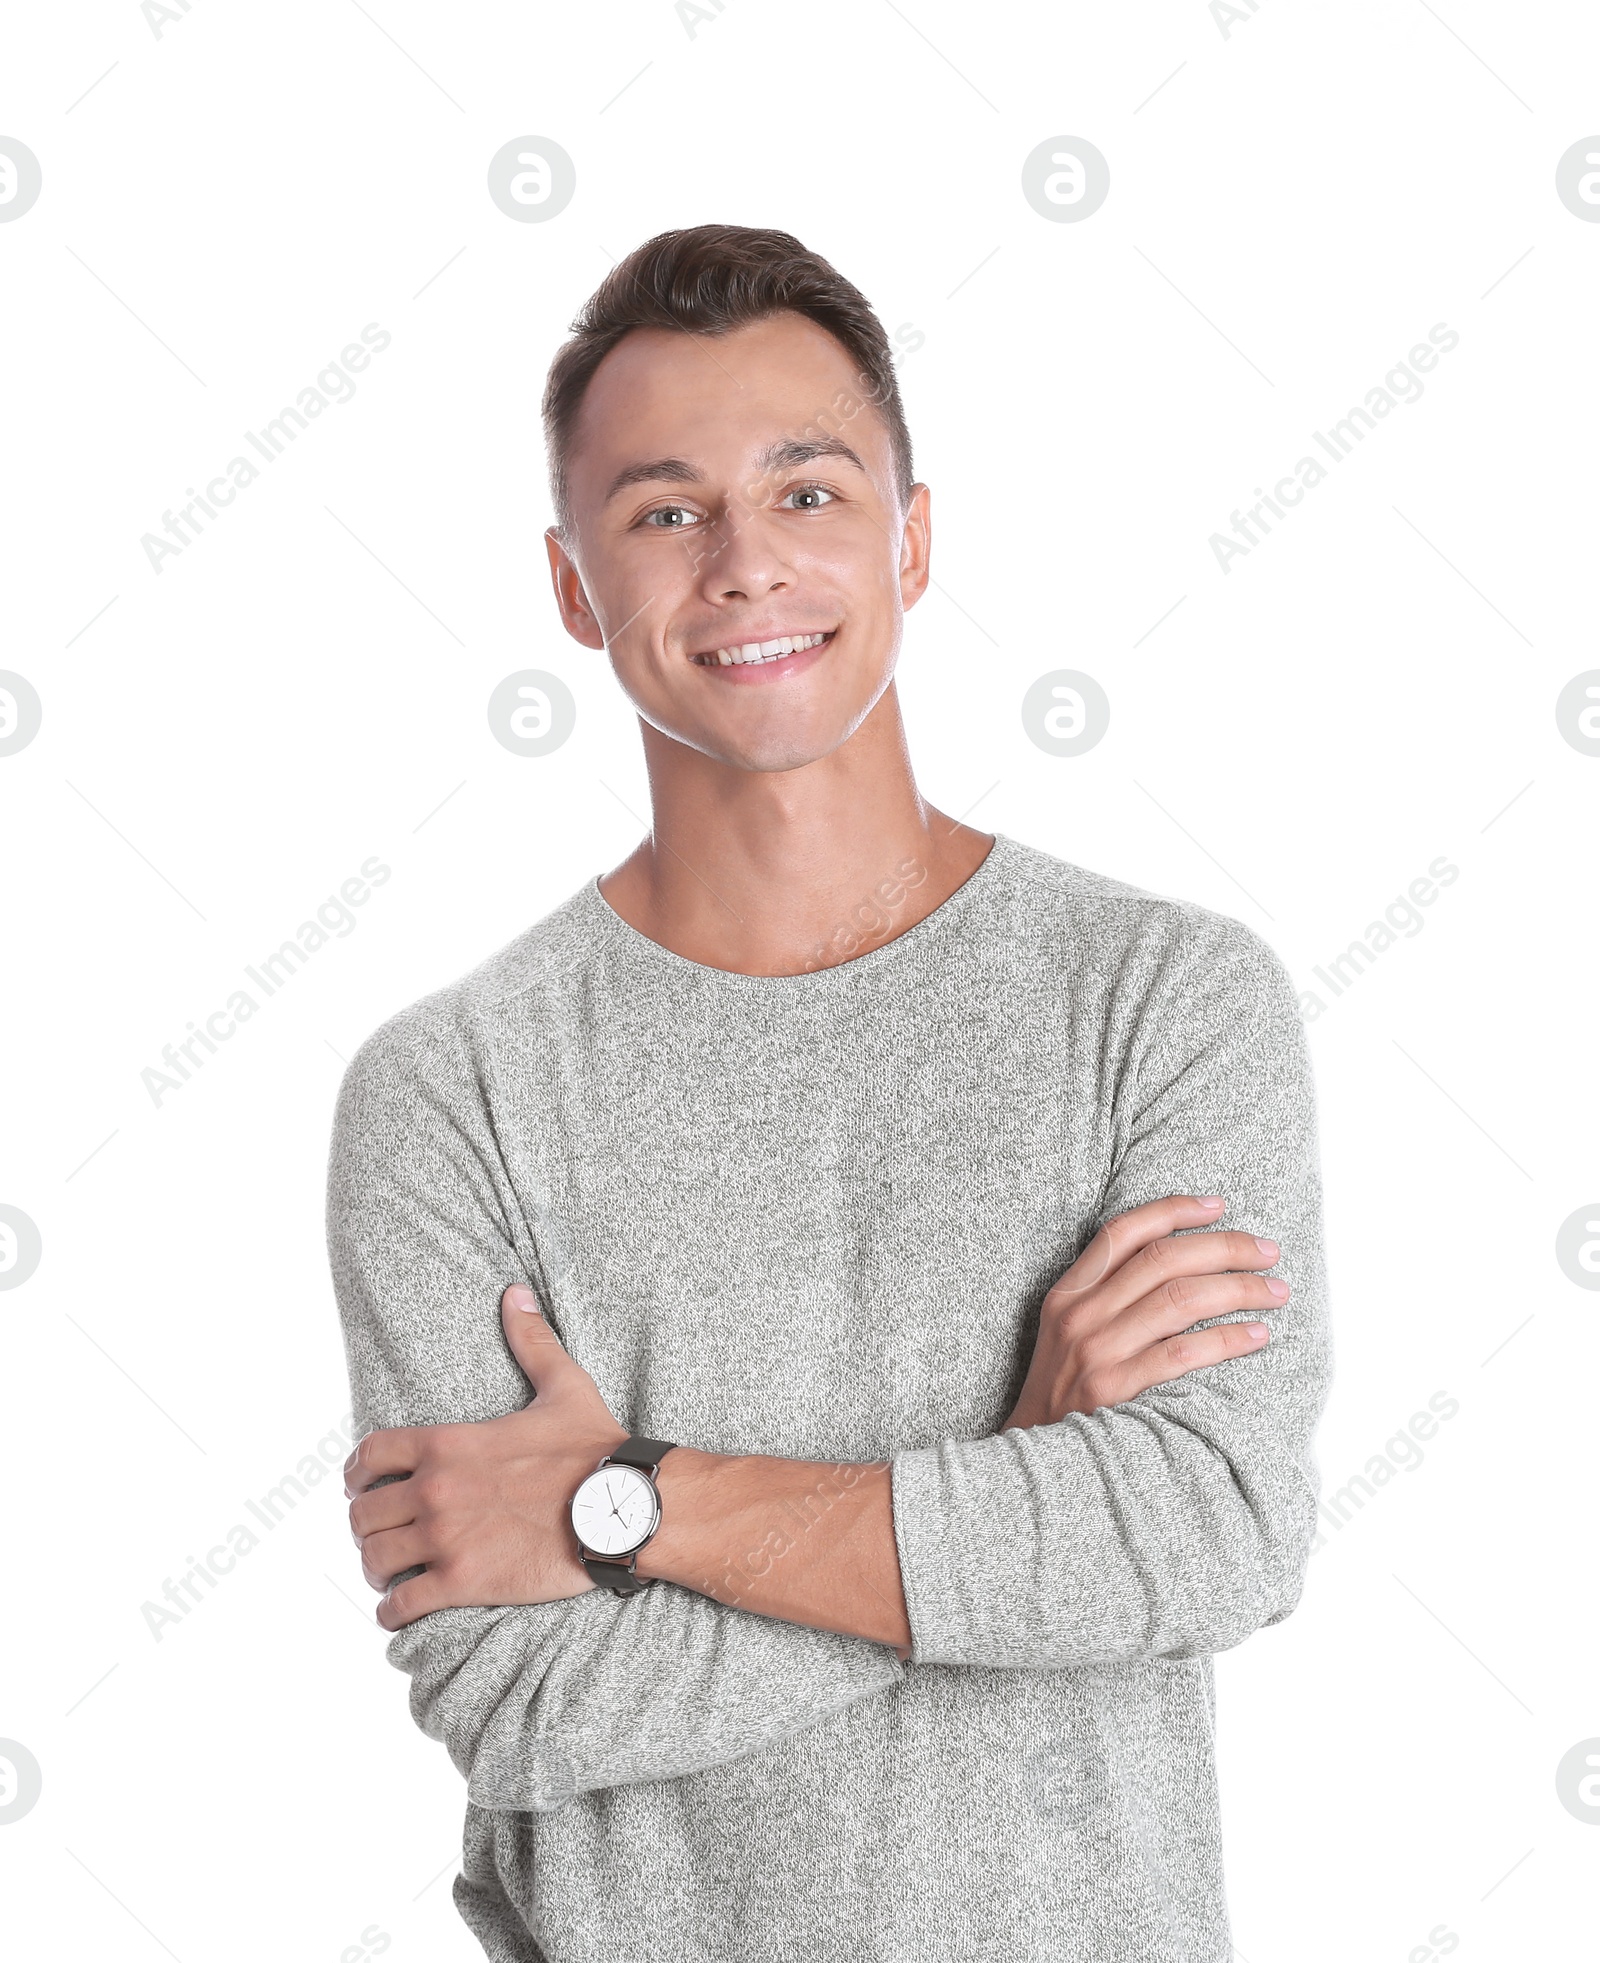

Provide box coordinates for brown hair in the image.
[541,223,914,538]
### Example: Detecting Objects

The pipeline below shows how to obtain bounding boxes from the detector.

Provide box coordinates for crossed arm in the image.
[327,918,1329,1808]
[343,1197,1289,1660]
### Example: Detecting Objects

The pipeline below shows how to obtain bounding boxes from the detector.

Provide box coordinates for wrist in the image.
[628,1447,913,1654]
[632,1445,729,1586]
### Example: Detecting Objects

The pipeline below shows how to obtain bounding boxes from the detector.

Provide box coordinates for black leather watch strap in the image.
[606,1435,677,1474]
[581,1552,655,1595]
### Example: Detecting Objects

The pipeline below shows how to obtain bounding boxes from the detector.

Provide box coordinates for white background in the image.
[2,2,1597,1958]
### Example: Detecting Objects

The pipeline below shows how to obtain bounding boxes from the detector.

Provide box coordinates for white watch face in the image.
[571,1463,658,1557]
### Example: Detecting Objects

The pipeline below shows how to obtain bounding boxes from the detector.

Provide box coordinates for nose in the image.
[695,506,796,604]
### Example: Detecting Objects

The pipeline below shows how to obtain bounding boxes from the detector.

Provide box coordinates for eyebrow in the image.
[751,436,866,476]
[603,456,702,503]
[601,435,867,505]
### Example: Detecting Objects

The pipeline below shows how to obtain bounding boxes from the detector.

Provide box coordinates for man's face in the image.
[546,311,929,774]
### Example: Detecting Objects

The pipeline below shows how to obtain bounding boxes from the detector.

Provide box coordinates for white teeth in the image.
[702,630,829,665]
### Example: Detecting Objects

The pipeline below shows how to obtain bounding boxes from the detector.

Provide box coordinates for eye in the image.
[781,484,836,512]
[640,504,703,529]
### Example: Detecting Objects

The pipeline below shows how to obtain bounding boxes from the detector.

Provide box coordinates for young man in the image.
[328,224,1331,1963]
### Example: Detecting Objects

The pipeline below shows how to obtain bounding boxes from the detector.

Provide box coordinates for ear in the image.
[545,526,606,650]
[898,482,932,611]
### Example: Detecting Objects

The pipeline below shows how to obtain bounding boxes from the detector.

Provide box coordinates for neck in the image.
[597,685,994,976]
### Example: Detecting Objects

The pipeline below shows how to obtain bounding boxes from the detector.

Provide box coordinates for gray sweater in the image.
[326,831,1332,1962]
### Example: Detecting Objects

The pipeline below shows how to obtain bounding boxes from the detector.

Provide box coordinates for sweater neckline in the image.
[577,831,1011,992]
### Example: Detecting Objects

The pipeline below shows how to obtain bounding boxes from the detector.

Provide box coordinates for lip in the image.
[690,628,836,686]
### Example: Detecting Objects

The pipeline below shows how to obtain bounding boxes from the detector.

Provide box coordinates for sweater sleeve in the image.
[326,1010,904,1812]
[888,913,1333,1669]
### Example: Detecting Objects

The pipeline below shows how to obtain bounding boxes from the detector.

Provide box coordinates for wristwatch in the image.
[569,1435,677,1595]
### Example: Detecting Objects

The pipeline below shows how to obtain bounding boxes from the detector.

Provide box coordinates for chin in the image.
[711,736,839,774]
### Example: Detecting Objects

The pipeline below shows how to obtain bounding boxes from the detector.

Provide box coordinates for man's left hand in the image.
[345,1284,629,1631]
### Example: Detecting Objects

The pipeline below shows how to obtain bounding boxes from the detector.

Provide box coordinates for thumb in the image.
[500,1282,574,1392]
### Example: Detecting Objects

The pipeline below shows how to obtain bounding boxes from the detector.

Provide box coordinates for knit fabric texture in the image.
[326,831,1332,1962]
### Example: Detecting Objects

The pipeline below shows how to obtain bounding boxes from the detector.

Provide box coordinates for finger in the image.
[500,1282,578,1393]
[358,1525,434,1593]
[1104,1317,1275,1406]
[1061,1195,1228,1298]
[1108,1253,1288,1349]
[1115,1272,1287,1366]
[343,1426,427,1497]
[377,1566,462,1632]
[1066,1225,1279,1324]
[349,1482,419,1541]
[1099,1227,1280,1324]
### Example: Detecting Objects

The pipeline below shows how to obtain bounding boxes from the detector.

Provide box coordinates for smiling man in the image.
[328,224,1331,1963]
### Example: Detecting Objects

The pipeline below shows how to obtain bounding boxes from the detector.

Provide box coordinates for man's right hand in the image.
[1002,1195,1288,1431]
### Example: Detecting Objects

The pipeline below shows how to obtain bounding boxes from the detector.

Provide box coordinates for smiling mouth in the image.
[690,630,834,668]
